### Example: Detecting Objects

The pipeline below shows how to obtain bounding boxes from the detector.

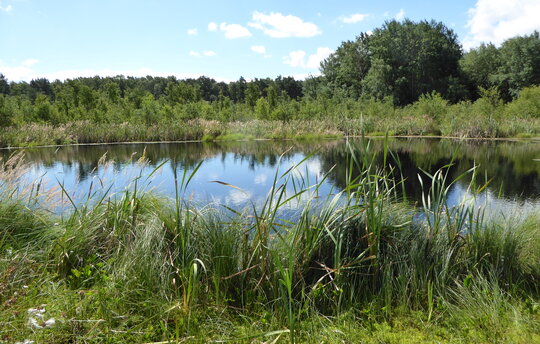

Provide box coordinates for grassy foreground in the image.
[0,143,539,343]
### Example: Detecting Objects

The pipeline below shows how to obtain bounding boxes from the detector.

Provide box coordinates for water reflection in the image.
[1,138,539,208]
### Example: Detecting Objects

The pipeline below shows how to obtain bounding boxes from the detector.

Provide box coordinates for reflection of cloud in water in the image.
[7,139,539,214]
[283,157,323,182]
[447,181,540,218]
[254,173,268,185]
[306,159,322,177]
[225,189,253,205]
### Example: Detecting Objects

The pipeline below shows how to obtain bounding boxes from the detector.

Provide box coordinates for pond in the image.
[1,138,539,213]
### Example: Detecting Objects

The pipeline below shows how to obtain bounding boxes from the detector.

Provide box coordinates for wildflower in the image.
[44,318,56,327]
[28,317,43,329]
[27,308,45,319]
[27,307,56,329]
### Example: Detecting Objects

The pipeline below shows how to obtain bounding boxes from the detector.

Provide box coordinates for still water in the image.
[1,138,539,212]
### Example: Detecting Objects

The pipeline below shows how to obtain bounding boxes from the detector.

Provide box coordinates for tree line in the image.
[320,20,540,105]
[0,19,539,127]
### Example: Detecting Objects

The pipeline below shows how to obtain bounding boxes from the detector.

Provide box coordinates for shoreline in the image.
[1,133,539,151]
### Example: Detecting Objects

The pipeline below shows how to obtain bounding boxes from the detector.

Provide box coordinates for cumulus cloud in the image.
[208,22,218,31]
[251,45,266,54]
[395,9,406,21]
[283,50,307,68]
[202,50,216,56]
[463,0,540,50]
[341,13,368,24]
[283,47,333,69]
[249,11,321,38]
[306,47,333,68]
[187,28,198,35]
[219,22,251,39]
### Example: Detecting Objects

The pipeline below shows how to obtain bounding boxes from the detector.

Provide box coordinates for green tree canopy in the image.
[494,31,540,100]
[460,43,501,97]
[365,19,462,105]
[321,20,463,105]
[320,33,371,98]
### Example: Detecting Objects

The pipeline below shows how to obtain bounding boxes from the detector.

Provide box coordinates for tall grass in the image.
[0,140,538,343]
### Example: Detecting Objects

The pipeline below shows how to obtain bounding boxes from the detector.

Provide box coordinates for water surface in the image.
[2,138,539,213]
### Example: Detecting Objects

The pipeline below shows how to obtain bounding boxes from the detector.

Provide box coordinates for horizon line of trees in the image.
[0,19,539,127]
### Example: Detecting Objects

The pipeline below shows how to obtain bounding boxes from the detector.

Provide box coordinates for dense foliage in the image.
[322,22,540,105]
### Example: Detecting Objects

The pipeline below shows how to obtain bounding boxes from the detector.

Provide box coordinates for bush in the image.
[410,92,448,121]
[506,85,540,119]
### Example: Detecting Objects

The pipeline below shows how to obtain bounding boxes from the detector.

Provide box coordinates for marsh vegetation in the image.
[0,140,539,343]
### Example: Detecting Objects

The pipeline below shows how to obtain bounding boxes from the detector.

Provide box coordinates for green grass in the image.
[0,141,538,343]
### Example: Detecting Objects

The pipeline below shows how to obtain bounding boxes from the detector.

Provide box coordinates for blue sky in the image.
[1,0,539,82]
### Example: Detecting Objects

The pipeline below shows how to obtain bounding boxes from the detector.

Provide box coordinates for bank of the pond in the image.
[1,115,539,148]
[0,145,539,343]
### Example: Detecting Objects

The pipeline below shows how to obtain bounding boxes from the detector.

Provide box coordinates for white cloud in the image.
[189,50,200,57]
[202,50,216,56]
[0,3,12,12]
[463,0,540,50]
[283,50,307,67]
[251,45,266,54]
[395,9,405,21]
[219,22,251,39]
[284,47,333,69]
[22,59,39,67]
[187,28,198,35]
[306,47,333,68]
[0,62,35,80]
[249,11,321,38]
[341,13,368,24]
[0,60,210,82]
[208,22,218,31]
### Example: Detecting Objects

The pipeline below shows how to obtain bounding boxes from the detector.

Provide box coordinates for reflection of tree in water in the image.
[316,138,540,201]
[2,140,342,182]
[1,138,538,200]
